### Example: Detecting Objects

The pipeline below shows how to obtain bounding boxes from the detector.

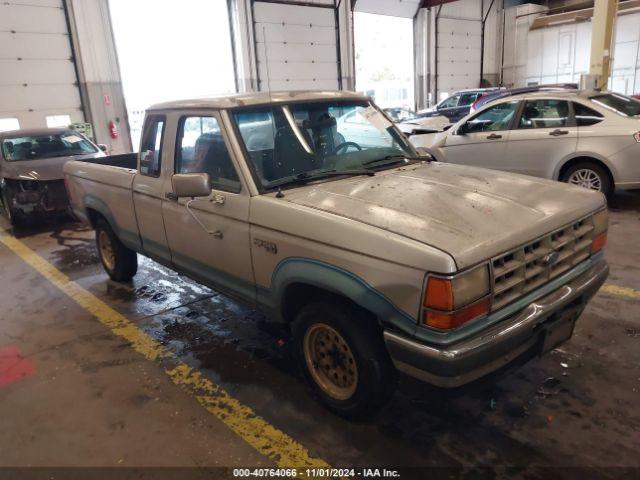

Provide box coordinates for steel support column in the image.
[589,0,619,89]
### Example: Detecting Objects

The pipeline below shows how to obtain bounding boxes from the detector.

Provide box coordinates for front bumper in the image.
[383,256,609,387]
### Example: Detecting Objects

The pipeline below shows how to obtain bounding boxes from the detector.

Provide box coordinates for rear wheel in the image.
[95,218,137,282]
[292,301,397,419]
[561,161,613,199]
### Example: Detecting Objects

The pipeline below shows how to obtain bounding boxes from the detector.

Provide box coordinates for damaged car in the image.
[0,127,106,225]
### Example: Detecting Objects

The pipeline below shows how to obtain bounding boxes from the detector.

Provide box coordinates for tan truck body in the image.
[64,91,609,414]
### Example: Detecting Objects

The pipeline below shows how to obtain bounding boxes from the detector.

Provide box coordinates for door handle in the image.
[165,192,177,201]
[211,194,225,205]
[549,129,569,136]
[486,133,502,140]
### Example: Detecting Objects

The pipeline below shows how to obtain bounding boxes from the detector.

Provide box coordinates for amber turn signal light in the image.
[591,231,607,253]
[424,297,491,330]
[424,277,454,311]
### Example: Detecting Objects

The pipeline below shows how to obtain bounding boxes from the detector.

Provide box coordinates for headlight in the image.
[422,264,491,330]
[591,208,608,253]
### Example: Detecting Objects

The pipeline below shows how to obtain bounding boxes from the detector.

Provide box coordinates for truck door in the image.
[132,115,172,264]
[162,113,254,301]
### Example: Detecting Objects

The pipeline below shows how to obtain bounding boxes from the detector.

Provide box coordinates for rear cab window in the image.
[139,115,165,177]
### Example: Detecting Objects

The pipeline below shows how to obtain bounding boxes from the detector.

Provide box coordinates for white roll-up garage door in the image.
[253,0,340,91]
[436,17,482,96]
[0,0,83,131]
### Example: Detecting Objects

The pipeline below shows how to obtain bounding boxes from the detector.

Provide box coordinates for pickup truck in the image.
[64,91,609,418]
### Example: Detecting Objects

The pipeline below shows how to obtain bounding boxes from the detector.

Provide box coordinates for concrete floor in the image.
[0,191,639,478]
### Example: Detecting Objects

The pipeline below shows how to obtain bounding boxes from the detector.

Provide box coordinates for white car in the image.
[429,90,640,198]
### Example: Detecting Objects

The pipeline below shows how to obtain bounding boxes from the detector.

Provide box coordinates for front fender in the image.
[261,257,418,336]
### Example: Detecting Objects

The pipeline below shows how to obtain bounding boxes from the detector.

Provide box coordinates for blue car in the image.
[417,88,500,123]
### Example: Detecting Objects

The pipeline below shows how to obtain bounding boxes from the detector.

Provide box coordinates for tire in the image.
[1,188,21,227]
[292,301,397,419]
[95,218,138,282]
[561,161,613,199]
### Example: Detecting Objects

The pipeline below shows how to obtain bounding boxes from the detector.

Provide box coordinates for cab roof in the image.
[147,90,370,111]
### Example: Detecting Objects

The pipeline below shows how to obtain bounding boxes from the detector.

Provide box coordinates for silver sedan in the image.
[428,90,640,198]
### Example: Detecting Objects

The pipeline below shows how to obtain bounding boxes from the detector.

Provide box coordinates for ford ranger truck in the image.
[63,91,609,418]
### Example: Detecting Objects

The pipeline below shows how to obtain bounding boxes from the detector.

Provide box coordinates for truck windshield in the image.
[231,100,418,190]
[590,93,640,117]
[1,131,98,161]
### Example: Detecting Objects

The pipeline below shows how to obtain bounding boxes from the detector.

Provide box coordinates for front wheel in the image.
[1,188,21,226]
[561,162,613,199]
[95,218,138,282]
[292,301,397,419]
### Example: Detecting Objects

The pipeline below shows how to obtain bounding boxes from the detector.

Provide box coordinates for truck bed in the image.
[63,159,140,248]
[79,152,137,170]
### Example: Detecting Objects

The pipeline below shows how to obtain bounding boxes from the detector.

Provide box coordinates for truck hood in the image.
[283,163,605,269]
[1,152,104,181]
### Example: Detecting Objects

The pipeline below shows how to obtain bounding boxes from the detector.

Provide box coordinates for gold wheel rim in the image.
[98,230,116,272]
[303,323,358,401]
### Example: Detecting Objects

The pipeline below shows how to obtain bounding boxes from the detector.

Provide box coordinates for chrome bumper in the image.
[384,256,609,388]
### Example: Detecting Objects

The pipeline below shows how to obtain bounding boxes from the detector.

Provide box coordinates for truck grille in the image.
[491,215,595,311]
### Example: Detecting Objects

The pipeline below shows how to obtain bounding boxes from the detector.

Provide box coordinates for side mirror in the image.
[171,173,211,198]
[98,144,108,152]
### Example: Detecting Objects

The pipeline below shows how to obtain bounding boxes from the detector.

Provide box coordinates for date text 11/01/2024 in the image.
[232,468,401,478]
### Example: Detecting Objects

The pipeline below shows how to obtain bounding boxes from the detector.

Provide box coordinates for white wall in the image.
[508,8,640,95]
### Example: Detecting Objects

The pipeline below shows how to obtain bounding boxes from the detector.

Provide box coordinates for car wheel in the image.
[292,301,397,419]
[95,218,138,282]
[1,188,21,227]
[562,162,613,199]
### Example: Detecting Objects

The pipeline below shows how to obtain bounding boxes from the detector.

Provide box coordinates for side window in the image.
[176,116,241,193]
[574,102,604,126]
[464,101,519,133]
[139,116,165,177]
[439,95,459,109]
[458,93,479,107]
[518,99,569,129]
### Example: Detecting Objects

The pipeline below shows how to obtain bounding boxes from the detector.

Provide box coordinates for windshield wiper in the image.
[362,154,426,168]
[267,169,375,190]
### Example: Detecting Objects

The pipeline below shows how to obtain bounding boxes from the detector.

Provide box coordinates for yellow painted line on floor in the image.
[601,284,640,300]
[0,228,329,469]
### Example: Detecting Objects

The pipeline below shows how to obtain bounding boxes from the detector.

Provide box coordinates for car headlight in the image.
[422,264,491,330]
[591,208,608,253]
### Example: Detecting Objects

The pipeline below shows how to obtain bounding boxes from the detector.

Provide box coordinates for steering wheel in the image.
[332,141,362,155]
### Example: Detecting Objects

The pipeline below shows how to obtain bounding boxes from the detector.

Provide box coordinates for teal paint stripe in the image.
[171,251,257,304]
[266,257,418,333]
